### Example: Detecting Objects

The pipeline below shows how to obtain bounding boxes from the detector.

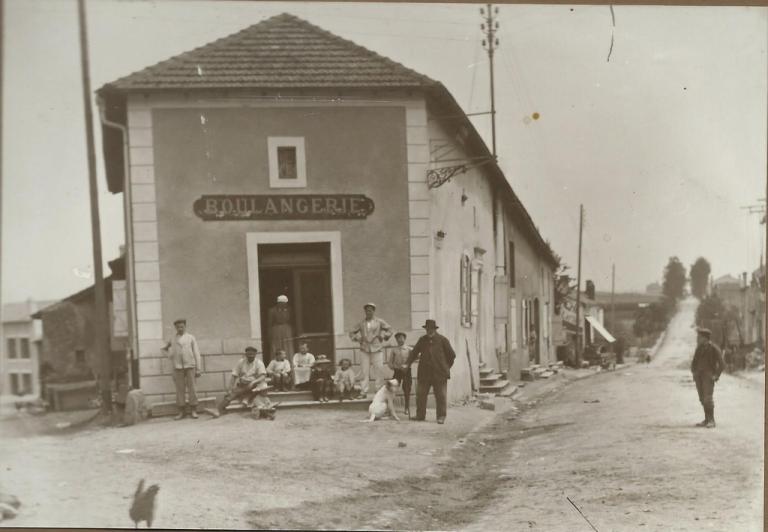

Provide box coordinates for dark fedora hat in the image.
[422,319,439,330]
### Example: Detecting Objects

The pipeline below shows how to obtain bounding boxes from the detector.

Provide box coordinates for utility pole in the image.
[610,263,616,350]
[480,3,499,159]
[77,0,111,416]
[575,205,584,365]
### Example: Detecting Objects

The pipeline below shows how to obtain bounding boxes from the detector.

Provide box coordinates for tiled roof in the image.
[98,13,436,93]
[3,300,57,323]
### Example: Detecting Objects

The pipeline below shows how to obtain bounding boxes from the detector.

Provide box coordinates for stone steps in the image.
[479,379,511,394]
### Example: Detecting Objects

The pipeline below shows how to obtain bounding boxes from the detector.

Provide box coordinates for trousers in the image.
[360,351,384,394]
[693,372,716,408]
[217,382,258,413]
[415,374,447,420]
[173,368,198,407]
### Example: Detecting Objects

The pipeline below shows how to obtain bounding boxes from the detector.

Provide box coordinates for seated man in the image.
[266,349,292,391]
[217,346,267,415]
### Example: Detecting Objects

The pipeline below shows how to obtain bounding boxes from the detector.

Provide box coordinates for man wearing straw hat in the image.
[405,319,456,424]
[349,302,393,396]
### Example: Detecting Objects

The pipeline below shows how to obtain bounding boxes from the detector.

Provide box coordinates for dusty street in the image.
[1,297,763,530]
[464,297,764,532]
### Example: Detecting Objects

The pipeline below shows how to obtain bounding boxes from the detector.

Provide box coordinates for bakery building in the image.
[97,13,558,406]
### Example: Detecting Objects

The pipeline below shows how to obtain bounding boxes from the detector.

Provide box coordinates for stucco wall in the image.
[505,212,556,376]
[128,97,413,403]
[425,118,498,402]
[2,321,39,398]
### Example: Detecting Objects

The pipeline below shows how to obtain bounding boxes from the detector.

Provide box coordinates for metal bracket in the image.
[426,164,467,189]
[426,158,494,189]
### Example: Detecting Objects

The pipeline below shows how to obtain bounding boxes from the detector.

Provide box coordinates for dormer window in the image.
[268,137,306,188]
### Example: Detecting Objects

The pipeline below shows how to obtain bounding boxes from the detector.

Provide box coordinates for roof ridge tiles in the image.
[98,12,436,94]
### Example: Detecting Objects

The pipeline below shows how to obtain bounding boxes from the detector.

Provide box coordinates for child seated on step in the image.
[333,358,362,401]
[251,380,279,420]
[310,355,333,402]
[266,349,292,391]
[292,342,315,389]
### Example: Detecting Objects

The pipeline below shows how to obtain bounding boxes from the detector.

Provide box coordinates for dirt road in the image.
[463,297,764,532]
[1,297,762,530]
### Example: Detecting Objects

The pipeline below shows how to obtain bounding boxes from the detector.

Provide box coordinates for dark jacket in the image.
[691,341,725,377]
[406,332,456,381]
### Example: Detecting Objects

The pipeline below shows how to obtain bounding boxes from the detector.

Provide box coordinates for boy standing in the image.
[162,319,202,420]
[388,332,413,417]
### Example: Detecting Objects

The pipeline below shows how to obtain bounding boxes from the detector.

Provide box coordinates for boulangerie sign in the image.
[193,194,375,221]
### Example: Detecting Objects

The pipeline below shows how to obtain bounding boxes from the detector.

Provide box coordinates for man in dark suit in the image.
[691,327,725,428]
[405,319,456,424]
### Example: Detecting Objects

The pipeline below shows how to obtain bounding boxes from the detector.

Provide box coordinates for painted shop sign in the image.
[193,194,375,221]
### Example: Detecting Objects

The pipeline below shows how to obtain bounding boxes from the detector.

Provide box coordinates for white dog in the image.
[363,379,400,422]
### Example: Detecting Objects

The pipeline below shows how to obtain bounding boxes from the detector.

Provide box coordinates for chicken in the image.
[129,479,159,528]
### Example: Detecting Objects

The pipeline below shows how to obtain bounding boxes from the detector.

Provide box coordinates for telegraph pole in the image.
[77,0,111,416]
[480,3,499,159]
[610,262,616,342]
[575,205,584,365]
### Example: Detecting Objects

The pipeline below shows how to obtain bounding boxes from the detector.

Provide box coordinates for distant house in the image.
[552,281,613,363]
[593,291,664,345]
[645,282,662,296]
[32,256,129,396]
[1,299,55,404]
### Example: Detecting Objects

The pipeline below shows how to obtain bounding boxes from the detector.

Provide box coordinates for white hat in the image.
[277,295,288,303]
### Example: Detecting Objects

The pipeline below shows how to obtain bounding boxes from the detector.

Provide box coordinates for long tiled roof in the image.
[98,14,558,266]
[98,13,436,93]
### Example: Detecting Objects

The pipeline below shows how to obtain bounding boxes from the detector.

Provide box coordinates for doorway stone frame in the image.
[246,231,344,341]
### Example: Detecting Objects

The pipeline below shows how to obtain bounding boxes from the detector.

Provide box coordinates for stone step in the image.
[479,379,510,393]
[498,384,519,398]
[270,390,314,403]
[479,367,495,377]
[480,373,503,385]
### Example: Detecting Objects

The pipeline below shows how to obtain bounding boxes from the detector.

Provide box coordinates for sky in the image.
[2,0,766,303]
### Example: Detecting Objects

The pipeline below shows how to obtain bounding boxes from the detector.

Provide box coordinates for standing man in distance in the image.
[405,319,456,424]
[691,327,725,428]
[162,319,202,420]
[349,303,393,397]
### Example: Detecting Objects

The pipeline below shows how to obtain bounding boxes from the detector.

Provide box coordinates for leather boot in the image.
[695,405,708,427]
[705,405,716,428]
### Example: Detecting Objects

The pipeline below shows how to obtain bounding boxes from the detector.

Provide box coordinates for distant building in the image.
[32,256,129,398]
[645,282,662,296]
[1,300,55,405]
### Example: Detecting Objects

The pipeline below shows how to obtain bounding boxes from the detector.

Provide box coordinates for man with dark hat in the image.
[405,319,456,424]
[216,346,267,415]
[162,319,202,420]
[691,327,726,428]
[349,303,393,396]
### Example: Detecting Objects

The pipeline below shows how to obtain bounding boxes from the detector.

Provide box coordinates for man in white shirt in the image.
[162,319,202,420]
[216,346,267,415]
[349,303,393,396]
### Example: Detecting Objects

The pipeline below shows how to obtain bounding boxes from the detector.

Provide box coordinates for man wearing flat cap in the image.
[405,319,456,424]
[691,327,725,428]
[162,319,202,420]
[349,303,393,396]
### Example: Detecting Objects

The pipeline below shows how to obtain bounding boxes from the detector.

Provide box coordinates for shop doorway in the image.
[258,243,334,365]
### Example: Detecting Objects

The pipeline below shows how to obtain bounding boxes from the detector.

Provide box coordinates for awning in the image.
[586,316,616,343]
